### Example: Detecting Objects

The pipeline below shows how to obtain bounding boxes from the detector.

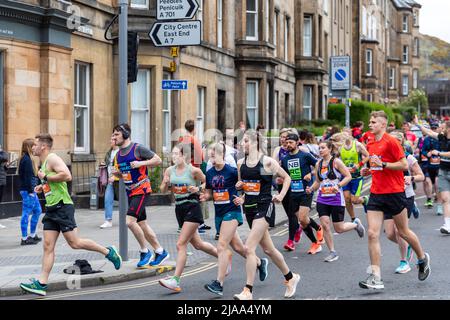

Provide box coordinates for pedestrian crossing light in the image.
[170,61,177,73]
[171,47,179,57]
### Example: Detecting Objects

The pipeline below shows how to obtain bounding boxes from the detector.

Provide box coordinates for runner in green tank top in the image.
[20,134,122,297]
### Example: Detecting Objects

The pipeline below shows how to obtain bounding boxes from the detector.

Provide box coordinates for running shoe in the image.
[362,196,369,214]
[316,226,324,244]
[21,237,38,246]
[307,242,322,255]
[324,251,339,262]
[159,276,181,292]
[284,273,301,298]
[294,227,302,243]
[233,287,253,300]
[106,246,122,270]
[440,225,450,235]
[353,218,366,238]
[149,249,170,267]
[417,253,431,281]
[258,258,269,281]
[436,204,443,216]
[20,278,48,296]
[215,233,220,240]
[359,274,384,290]
[283,239,295,251]
[395,260,411,274]
[412,202,420,219]
[100,221,113,229]
[425,199,433,208]
[199,224,212,231]
[0,223,6,229]
[204,280,223,296]
[32,235,42,242]
[137,249,153,268]
[177,227,181,234]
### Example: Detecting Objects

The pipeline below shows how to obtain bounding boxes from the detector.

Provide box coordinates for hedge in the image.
[328,100,404,128]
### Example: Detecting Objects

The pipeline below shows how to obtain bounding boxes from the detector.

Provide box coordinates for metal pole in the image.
[418,101,421,117]
[118,0,128,261]
[345,90,350,128]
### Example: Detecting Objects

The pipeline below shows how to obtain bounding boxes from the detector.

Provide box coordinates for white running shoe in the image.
[0,223,6,229]
[100,221,113,229]
[284,273,301,298]
[233,287,253,300]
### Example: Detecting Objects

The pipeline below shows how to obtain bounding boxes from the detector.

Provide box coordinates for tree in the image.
[402,89,429,117]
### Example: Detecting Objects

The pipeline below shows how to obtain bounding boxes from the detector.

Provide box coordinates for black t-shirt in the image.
[438,134,450,170]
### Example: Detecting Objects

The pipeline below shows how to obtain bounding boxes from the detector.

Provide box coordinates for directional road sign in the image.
[157,0,199,20]
[150,20,201,47]
[162,80,188,90]
[330,56,351,91]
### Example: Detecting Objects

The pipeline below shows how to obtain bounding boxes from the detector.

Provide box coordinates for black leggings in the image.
[279,187,300,241]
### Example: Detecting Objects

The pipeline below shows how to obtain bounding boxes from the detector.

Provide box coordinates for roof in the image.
[392,0,422,10]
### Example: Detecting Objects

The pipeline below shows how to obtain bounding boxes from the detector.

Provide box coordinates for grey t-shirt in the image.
[119,143,155,161]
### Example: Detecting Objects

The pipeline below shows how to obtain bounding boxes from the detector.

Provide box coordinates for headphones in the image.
[119,125,130,139]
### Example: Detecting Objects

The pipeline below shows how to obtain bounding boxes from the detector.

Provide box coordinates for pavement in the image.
[0,200,291,297]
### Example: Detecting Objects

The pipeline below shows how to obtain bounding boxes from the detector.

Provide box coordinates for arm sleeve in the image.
[136,145,155,160]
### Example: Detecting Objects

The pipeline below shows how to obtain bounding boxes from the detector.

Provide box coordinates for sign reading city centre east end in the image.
[157,0,199,20]
[331,56,351,91]
[150,20,201,47]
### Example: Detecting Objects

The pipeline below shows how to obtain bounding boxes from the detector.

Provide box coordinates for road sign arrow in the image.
[150,23,162,45]
[186,0,199,18]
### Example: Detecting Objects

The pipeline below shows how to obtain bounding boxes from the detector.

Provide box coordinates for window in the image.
[389,68,396,89]
[74,62,90,153]
[197,87,205,142]
[367,93,373,102]
[130,69,150,147]
[324,0,329,15]
[130,0,148,9]
[217,0,223,47]
[246,0,258,40]
[413,69,418,89]
[414,38,419,56]
[403,45,409,64]
[162,72,172,153]
[284,16,290,61]
[264,0,270,42]
[402,75,409,96]
[413,12,418,26]
[366,49,373,76]
[303,15,312,57]
[362,6,367,36]
[265,83,270,129]
[402,15,408,33]
[303,86,313,121]
[246,81,259,129]
[274,90,279,130]
[274,10,278,56]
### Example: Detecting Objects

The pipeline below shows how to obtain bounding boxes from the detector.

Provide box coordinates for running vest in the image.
[170,164,199,205]
[116,143,152,196]
[317,157,345,207]
[340,141,360,179]
[41,154,73,207]
[240,155,273,206]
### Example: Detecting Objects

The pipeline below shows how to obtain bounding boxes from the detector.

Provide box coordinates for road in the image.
[3,186,449,301]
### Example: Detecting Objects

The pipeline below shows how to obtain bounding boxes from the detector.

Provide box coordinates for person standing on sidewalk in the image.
[158,144,218,293]
[112,124,169,268]
[359,111,430,290]
[18,138,42,245]
[100,135,119,229]
[233,131,300,300]
[0,145,8,229]
[20,134,122,296]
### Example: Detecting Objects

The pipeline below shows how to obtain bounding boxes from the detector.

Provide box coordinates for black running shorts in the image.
[316,203,345,223]
[367,192,407,219]
[175,201,204,228]
[244,202,276,228]
[42,203,77,233]
[127,194,149,223]
[289,193,314,213]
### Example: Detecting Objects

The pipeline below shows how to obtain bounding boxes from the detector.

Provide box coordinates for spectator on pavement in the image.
[100,135,119,229]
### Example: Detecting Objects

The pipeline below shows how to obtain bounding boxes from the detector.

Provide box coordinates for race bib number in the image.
[369,155,383,171]
[430,156,441,165]
[172,184,189,195]
[320,181,337,197]
[291,180,304,193]
[421,154,428,162]
[213,189,231,204]
[42,183,52,198]
[122,172,132,183]
[242,180,261,196]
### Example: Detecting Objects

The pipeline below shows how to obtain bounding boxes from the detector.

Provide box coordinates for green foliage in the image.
[149,166,162,193]
[327,100,396,128]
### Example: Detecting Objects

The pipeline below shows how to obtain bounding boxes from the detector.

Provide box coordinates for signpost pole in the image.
[345,90,350,128]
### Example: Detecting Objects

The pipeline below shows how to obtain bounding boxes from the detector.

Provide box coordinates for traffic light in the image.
[128,31,139,83]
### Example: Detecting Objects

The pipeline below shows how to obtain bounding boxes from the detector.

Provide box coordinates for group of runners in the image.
[21,109,445,299]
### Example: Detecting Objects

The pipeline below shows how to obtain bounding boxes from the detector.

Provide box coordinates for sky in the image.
[416,0,450,43]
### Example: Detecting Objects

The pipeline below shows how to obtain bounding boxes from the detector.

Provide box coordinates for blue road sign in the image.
[335,69,347,81]
[330,56,351,91]
[162,80,188,90]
